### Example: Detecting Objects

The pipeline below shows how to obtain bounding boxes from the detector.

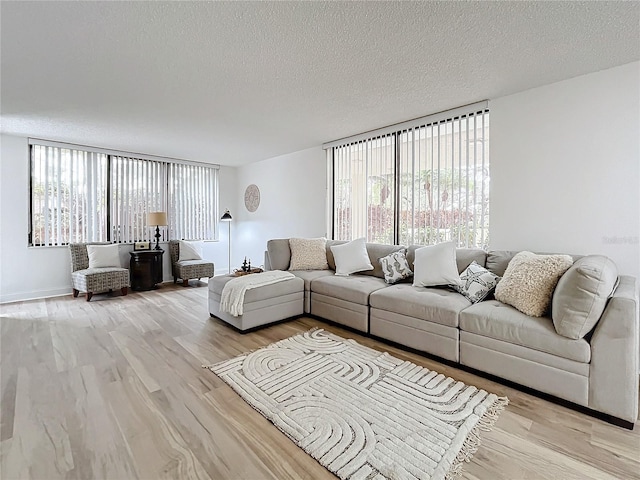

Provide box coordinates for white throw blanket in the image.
[219,270,295,317]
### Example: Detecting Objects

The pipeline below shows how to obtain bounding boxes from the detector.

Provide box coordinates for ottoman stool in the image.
[208,274,304,331]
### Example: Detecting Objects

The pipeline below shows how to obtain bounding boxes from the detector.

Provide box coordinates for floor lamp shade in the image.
[220,210,232,273]
[147,211,168,250]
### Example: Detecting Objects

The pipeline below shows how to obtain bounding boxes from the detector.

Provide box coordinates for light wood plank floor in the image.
[1,283,639,480]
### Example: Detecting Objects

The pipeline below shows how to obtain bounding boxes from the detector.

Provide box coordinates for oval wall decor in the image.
[244,184,260,212]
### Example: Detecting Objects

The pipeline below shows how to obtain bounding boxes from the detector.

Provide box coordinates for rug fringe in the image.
[445,396,509,480]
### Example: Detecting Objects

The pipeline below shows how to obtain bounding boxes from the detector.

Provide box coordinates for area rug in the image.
[206,328,508,480]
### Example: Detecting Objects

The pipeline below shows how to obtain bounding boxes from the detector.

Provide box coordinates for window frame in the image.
[28,139,220,247]
[325,102,489,248]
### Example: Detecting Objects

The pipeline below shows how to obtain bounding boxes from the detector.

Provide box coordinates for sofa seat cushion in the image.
[459,300,591,363]
[177,259,211,267]
[311,275,387,305]
[290,270,335,290]
[369,284,470,328]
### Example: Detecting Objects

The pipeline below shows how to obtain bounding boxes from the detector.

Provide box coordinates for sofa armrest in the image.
[264,251,272,271]
[589,275,639,423]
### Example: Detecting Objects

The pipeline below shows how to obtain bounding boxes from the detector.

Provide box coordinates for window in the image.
[333,134,396,243]
[30,145,108,246]
[328,102,489,248]
[29,140,219,246]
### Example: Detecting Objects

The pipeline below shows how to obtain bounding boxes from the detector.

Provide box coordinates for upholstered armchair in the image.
[169,240,214,286]
[69,243,130,301]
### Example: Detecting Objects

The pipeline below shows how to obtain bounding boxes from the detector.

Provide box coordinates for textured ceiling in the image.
[1,1,638,166]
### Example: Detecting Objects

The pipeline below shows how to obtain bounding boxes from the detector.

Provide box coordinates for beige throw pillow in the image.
[289,237,329,270]
[551,255,618,339]
[495,251,573,317]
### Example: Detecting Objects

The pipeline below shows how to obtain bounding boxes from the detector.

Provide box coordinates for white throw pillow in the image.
[289,237,329,270]
[87,244,121,268]
[413,242,461,287]
[179,240,204,262]
[330,237,373,276]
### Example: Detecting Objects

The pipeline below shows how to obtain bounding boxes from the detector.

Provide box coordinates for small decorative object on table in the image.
[233,258,263,276]
[134,241,151,251]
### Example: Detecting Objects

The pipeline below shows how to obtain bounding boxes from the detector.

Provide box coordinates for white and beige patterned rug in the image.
[207,329,508,480]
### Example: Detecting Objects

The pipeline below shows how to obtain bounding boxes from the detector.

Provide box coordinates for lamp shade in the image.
[220,209,232,221]
[147,211,168,226]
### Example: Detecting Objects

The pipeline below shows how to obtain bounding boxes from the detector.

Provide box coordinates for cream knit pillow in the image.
[288,237,329,270]
[494,251,573,317]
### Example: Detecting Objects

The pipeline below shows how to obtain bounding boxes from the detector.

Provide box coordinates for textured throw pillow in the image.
[453,261,500,303]
[179,240,204,262]
[551,255,618,339]
[87,244,121,268]
[413,242,461,287]
[495,251,573,317]
[379,249,413,284]
[289,237,329,270]
[330,237,374,276]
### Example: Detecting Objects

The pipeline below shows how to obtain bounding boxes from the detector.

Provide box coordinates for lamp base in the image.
[154,225,161,250]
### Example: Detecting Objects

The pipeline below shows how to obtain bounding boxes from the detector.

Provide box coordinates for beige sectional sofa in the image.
[265,239,639,428]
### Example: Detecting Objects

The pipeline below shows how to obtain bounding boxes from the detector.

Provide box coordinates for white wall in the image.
[233,147,327,271]
[490,62,640,279]
[0,134,237,303]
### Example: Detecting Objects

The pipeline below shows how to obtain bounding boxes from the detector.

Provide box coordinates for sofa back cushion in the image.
[551,255,618,339]
[407,245,486,273]
[487,250,583,277]
[326,240,404,279]
[266,239,292,270]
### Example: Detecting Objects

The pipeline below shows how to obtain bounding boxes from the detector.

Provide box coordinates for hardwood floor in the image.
[1,283,638,480]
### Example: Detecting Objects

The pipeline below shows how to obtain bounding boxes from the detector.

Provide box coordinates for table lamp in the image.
[147,211,168,250]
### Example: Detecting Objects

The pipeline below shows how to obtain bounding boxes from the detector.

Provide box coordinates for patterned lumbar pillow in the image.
[452,261,500,303]
[495,251,573,317]
[379,249,413,284]
[289,237,329,270]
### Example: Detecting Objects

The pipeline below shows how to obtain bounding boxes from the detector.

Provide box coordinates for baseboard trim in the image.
[0,287,72,304]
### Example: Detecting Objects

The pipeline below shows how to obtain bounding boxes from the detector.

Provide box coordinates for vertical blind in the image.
[29,141,219,246]
[333,134,395,243]
[110,156,166,243]
[30,145,108,246]
[398,110,489,247]
[167,162,218,241]
[327,102,489,248]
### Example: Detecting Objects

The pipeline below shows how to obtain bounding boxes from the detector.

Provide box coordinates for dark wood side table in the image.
[130,250,164,291]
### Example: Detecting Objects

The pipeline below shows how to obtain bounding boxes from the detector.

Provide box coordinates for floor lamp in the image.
[220,209,232,273]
